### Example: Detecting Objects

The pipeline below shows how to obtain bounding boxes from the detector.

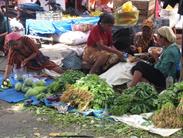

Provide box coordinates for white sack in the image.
[58,31,89,45]
[100,62,134,86]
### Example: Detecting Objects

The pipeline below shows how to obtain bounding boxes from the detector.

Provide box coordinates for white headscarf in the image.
[157,26,176,43]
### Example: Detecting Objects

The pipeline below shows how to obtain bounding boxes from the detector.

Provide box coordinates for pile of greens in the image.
[73,74,114,109]
[47,70,85,94]
[151,82,183,128]
[109,82,158,115]
[157,82,183,109]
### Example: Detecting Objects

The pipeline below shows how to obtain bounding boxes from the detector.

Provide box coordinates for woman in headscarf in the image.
[3,32,64,80]
[82,13,124,74]
[128,26,181,89]
[132,19,155,53]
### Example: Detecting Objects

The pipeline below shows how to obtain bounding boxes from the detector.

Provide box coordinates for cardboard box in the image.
[131,0,155,16]
[113,0,128,9]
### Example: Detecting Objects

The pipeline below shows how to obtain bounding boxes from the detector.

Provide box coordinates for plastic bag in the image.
[114,2,139,26]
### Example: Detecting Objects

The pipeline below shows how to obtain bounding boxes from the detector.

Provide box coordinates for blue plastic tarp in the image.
[26,16,99,35]
[0,74,53,103]
[26,19,56,35]
[18,3,44,11]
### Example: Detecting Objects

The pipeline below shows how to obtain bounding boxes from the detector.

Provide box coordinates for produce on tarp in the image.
[21,84,32,93]
[25,86,47,98]
[15,82,23,91]
[74,74,114,109]
[61,74,114,110]
[151,82,183,128]
[14,77,47,99]
[60,85,94,111]
[152,102,183,128]
[176,95,183,115]
[14,70,85,100]
[109,82,158,115]
[47,70,85,94]
[24,78,33,86]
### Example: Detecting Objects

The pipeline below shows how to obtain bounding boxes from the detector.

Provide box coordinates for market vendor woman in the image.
[128,26,181,89]
[131,19,155,53]
[82,13,124,74]
[3,32,64,81]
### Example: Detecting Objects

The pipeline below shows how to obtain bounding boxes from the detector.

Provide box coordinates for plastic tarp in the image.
[26,20,55,35]
[18,3,44,11]
[111,113,182,137]
[26,16,99,35]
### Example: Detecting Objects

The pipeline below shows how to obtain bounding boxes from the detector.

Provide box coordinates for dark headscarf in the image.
[98,13,114,25]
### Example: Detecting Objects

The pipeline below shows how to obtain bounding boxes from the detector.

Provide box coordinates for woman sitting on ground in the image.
[82,13,124,74]
[128,26,181,89]
[131,19,155,53]
[3,32,64,80]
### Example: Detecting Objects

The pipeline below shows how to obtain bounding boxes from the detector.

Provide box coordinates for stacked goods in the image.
[114,1,139,25]
[60,74,114,110]
[109,82,158,115]
[151,82,183,128]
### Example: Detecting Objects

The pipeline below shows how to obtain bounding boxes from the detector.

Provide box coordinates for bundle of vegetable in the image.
[152,102,183,128]
[108,94,133,116]
[176,94,183,115]
[157,82,183,109]
[151,81,183,128]
[109,82,158,115]
[73,74,114,109]
[47,70,85,94]
[157,87,180,109]
[60,85,94,111]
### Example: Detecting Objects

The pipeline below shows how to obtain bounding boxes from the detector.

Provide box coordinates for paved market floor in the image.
[0,57,63,138]
[0,56,95,138]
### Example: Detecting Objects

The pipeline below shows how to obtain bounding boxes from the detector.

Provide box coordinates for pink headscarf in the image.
[6,32,22,43]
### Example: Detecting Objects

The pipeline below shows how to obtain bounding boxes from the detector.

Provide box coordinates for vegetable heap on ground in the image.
[14,70,85,100]
[109,82,158,116]
[60,74,114,110]
[47,70,85,94]
[15,78,48,100]
[151,82,183,128]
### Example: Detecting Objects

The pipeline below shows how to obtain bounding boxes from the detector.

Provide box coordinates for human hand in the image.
[150,49,160,59]
[21,59,28,67]
[153,34,159,46]
[130,45,137,52]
